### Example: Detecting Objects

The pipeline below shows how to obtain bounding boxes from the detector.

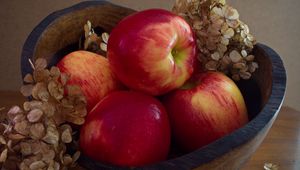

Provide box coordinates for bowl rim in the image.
[20,1,287,170]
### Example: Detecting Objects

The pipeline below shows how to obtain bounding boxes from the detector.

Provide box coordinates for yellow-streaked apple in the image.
[107,9,197,96]
[57,51,123,111]
[163,71,248,152]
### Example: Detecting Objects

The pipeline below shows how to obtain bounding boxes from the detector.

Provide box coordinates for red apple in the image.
[57,51,123,111]
[163,72,248,152]
[107,9,197,96]
[79,91,171,167]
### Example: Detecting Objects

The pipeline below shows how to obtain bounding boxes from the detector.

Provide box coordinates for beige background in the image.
[0,0,299,110]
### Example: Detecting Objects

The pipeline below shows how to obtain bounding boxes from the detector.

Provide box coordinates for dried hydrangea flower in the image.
[264,163,279,170]
[81,20,109,56]
[1,59,86,169]
[173,0,258,81]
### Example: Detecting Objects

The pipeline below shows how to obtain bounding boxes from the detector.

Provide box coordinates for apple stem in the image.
[28,59,35,70]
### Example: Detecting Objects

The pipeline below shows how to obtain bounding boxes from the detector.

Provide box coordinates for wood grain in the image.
[243,107,300,170]
[19,1,287,170]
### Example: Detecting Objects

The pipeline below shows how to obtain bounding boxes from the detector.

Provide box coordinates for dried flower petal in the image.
[24,74,34,83]
[0,148,8,162]
[33,69,50,82]
[224,6,239,20]
[8,133,26,140]
[72,151,80,164]
[101,32,109,44]
[42,149,55,162]
[8,106,22,116]
[100,42,107,52]
[240,71,251,79]
[30,123,45,140]
[35,58,47,70]
[0,135,6,145]
[62,155,73,166]
[205,60,218,70]
[20,84,34,97]
[43,126,59,145]
[229,50,242,63]
[20,142,32,156]
[211,52,220,61]
[67,85,82,96]
[48,81,64,100]
[27,109,43,123]
[14,120,29,135]
[246,55,255,61]
[29,161,47,169]
[13,114,26,123]
[223,28,234,39]
[50,67,61,80]
[264,163,279,170]
[60,73,69,86]
[61,128,72,143]
[23,100,43,111]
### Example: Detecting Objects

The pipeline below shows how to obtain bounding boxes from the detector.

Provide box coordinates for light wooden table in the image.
[0,91,299,170]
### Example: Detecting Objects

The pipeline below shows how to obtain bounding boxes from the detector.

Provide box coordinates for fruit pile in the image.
[78,8,248,167]
[0,0,256,169]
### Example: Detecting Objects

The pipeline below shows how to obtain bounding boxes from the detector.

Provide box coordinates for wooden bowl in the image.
[20,1,286,170]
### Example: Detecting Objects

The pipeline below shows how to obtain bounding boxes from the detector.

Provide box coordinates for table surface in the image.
[0,91,299,170]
